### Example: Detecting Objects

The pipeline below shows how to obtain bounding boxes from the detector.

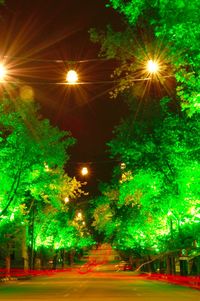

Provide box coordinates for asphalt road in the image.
[0,267,199,301]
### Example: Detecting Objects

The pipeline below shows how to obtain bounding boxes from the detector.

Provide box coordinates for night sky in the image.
[0,0,128,195]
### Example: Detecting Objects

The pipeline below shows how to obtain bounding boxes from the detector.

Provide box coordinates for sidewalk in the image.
[140,273,200,290]
[0,267,72,282]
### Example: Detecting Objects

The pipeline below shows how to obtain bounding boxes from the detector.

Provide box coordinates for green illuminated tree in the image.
[91,193,116,241]
[33,205,94,268]
[110,105,199,266]
[91,102,200,272]
[89,0,200,273]
[0,95,75,218]
[90,0,200,115]
[0,94,87,270]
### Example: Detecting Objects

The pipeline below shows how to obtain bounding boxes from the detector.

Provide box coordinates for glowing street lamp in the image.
[0,63,7,81]
[66,69,78,84]
[120,162,126,170]
[81,166,88,176]
[64,196,69,204]
[77,211,82,219]
[147,59,159,74]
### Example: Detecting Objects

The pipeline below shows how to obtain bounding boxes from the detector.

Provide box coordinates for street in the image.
[0,267,199,301]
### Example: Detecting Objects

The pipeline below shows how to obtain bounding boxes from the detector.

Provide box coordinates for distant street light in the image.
[147,60,159,74]
[120,162,126,170]
[64,197,69,204]
[66,70,78,84]
[0,63,7,81]
[81,166,89,176]
[77,211,82,219]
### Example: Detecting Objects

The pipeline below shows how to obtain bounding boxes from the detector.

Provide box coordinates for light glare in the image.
[0,63,6,81]
[66,70,78,84]
[147,60,159,73]
[77,212,82,219]
[64,197,69,203]
[81,166,88,176]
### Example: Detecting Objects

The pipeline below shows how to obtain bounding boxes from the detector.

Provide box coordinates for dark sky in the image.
[0,0,128,195]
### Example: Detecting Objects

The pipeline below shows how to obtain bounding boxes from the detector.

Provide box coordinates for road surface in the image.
[0,267,199,300]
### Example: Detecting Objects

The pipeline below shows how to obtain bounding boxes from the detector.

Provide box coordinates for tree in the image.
[0,95,75,217]
[90,0,200,115]
[0,94,86,270]
[88,0,200,273]
[90,102,200,272]
[109,104,200,266]
[33,206,94,268]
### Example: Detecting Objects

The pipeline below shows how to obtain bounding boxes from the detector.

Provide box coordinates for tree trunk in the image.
[53,251,58,270]
[159,260,165,273]
[5,255,11,277]
[197,256,200,276]
[180,259,188,276]
[62,249,66,268]
[30,202,35,270]
[22,226,29,271]
[69,250,75,266]
[147,256,152,273]
[166,255,175,275]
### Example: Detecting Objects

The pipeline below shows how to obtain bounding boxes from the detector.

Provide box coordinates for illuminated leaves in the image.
[100,106,200,255]
[88,0,200,256]
[0,95,91,257]
[0,96,77,217]
[92,198,113,233]
[104,1,200,113]
[108,0,146,24]
[34,208,94,252]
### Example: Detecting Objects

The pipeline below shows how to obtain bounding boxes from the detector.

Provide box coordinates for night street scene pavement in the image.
[0,266,200,301]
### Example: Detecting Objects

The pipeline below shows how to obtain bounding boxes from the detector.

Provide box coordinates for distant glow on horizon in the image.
[66,70,78,84]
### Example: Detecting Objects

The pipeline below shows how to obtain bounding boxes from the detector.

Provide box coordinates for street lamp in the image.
[64,196,69,204]
[81,166,89,176]
[0,63,7,81]
[120,162,126,170]
[77,211,82,219]
[147,59,159,74]
[66,70,78,84]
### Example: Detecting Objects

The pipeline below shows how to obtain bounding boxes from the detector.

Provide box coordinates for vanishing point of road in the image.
[0,266,199,301]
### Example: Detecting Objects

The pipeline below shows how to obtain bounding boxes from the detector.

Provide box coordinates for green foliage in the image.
[34,209,94,252]
[0,95,76,218]
[0,94,89,260]
[91,0,200,114]
[107,0,146,24]
[88,0,200,260]
[91,102,200,256]
[92,195,114,237]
